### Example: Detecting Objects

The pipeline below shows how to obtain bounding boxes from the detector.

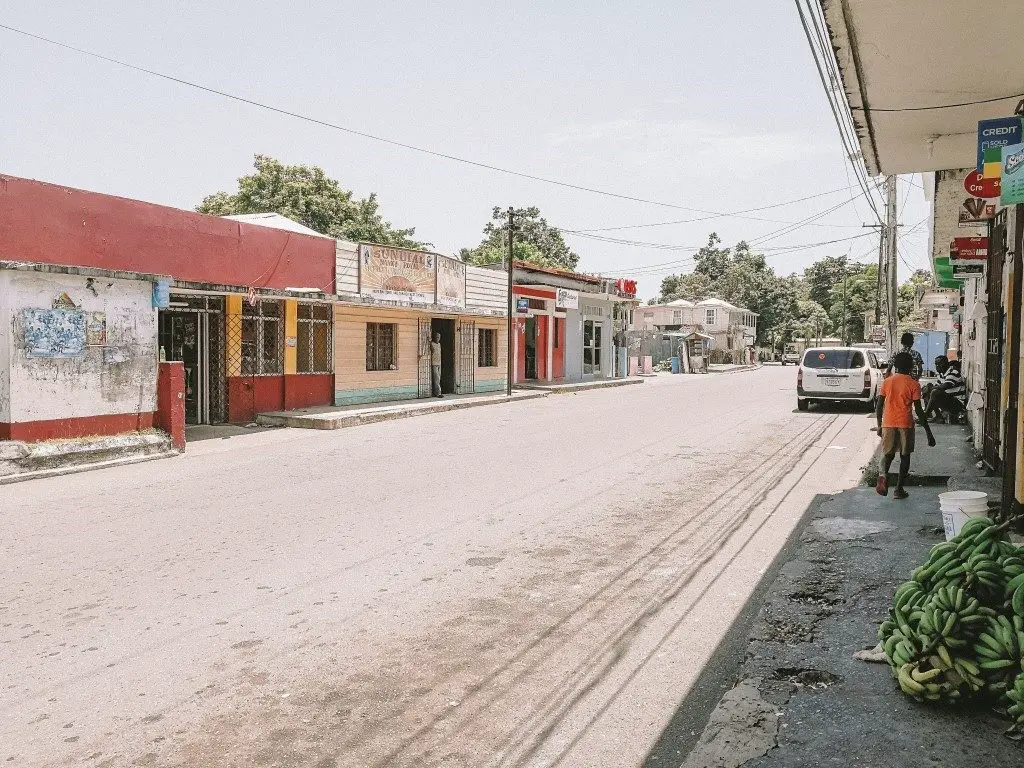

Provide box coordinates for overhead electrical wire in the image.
[0,21,856,219]
[569,185,856,232]
[793,0,884,225]
[862,91,1024,113]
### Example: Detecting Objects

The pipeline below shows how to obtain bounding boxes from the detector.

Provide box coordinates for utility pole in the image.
[884,176,899,353]
[505,206,515,398]
[840,256,849,346]
[874,225,884,326]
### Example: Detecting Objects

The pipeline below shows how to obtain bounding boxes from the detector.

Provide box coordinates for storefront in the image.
[332,242,508,405]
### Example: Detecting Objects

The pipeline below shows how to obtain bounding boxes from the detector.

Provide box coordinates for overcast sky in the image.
[0,1,930,301]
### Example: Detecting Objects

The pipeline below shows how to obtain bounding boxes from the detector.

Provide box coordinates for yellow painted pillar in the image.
[284,299,298,374]
[225,295,242,377]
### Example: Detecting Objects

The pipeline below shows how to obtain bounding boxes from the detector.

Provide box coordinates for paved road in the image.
[1,368,876,768]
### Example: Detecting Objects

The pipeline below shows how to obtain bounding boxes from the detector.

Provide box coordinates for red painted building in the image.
[0,175,338,430]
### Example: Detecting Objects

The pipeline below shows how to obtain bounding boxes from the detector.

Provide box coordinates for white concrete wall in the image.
[335,240,360,297]
[466,266,507,312]
[2,269,157,423]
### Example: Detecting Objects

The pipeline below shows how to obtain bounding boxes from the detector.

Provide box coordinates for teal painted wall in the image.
[335,385,419,406]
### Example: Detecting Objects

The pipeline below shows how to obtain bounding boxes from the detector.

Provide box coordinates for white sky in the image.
[0,1,930,302]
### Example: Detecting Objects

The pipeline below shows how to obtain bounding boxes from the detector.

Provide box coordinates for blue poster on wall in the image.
[23,309,86,357]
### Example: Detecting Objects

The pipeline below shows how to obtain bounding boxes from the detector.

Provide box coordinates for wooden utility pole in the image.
[884,176,899,352]
[506,207,515,397]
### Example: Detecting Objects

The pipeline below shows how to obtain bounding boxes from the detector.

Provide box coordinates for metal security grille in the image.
[458,320,475,393]
[159,295,225,424]
[240,299,285,376]
[366,323,397,371]
[983,209,1006,471]
[296,302,333,373]
[417,318,431,397]
[477,327,496,367]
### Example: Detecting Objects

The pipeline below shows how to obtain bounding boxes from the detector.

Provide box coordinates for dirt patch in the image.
[769,668,841,691]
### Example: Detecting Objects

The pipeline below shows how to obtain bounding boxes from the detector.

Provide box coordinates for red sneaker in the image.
[876,474,889,496]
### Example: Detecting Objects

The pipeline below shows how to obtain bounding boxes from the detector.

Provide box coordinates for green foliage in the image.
[898,269,933,329]
[461,207,579,270]
[197,155,421,247]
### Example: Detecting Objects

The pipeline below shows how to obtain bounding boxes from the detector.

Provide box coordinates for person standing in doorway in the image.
[431,332,443,398]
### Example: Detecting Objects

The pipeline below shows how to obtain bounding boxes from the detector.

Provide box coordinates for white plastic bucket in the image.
[939,491,988,540]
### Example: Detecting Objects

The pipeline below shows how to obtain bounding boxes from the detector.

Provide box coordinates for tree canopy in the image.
[460,207,580,271]
[653,233,933,349]
[197,155,421,248]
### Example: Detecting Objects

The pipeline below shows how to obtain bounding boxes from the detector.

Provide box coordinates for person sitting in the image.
[925,358,967,424]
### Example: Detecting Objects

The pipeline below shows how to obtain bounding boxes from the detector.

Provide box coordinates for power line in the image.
[860,91,1024,113]
[569,185,858,232]
[0,21,776,216]
[793,0,884,225]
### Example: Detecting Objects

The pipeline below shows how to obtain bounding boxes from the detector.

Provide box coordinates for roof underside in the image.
[823,0,1024,175]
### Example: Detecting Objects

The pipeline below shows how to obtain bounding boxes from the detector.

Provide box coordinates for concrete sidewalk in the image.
[655,423,1022,767]
[708,363,760,374]
[255,390,545,430]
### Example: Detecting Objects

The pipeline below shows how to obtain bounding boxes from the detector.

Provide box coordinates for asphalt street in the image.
[1,367,877,767]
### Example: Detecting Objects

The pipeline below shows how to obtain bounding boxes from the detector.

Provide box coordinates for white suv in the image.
[797,347,882,411]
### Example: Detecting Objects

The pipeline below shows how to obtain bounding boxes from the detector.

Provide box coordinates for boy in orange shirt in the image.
[875,351,936,499]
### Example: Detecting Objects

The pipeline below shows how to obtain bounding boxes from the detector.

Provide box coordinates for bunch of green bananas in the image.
[1007,571,1024,617]
[972,615,1024,698]
[1007,670,1024,734]
[896,658,965,703]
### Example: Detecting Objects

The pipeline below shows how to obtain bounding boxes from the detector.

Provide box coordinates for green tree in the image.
[897,269,933,329]
[461,207,579,270]
[803,255,852,313]
[658,272,713,303]
[827,263,878,344]
[197,155,421,247]
[794,299,831,344]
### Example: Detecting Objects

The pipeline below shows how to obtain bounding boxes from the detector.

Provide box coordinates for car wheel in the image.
[797,398,809,411]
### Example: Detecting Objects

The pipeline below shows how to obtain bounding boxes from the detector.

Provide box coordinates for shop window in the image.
[297,303,333,373]
[478,328,497,367]
[527,298,546,311]
[366,323,397,371]
[241,300,283,375]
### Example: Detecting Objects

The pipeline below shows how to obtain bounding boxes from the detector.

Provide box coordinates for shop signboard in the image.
[1001,142,1024,205]
[977,117,1022,173]
[951,236,988,260]
[359,244,436,304]
[615,279,637,298]
[435,255,466,309]
[963,170,1000,199]
[516,297,529,314]
[952,262,985,279]
[555,288,579,309]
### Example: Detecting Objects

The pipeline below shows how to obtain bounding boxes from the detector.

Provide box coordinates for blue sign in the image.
[977,117,1022,171]
[152,279,171,309]
[516,297,529,314]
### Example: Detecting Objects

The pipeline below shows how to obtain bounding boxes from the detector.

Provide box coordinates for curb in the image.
[514,378,644,394]
[707,364,761,374]
[256,391,548,430]
[0,450,180,485]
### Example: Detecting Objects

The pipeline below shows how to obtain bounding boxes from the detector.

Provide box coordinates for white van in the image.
[797,346,882,411]
[781,343,801,365]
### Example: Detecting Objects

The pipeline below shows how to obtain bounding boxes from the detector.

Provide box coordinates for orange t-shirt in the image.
[880,373,921,428]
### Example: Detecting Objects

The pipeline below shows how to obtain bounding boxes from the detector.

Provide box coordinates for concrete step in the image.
[0,431,176,484]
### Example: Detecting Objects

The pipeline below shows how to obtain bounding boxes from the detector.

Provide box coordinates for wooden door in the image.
[417,317,431,398]
[458,320,475,394]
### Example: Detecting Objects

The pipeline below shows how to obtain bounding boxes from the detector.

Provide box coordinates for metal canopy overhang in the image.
[822,0,1024,175]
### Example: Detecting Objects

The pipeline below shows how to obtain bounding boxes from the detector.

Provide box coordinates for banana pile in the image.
[879,516,1024,735]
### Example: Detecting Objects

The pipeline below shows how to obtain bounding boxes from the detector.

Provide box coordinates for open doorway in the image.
[524,316,538,380]
[431,318,457,394]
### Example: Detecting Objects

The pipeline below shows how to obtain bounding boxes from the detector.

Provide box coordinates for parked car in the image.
[797,346,882,411]
[781,343,801,365]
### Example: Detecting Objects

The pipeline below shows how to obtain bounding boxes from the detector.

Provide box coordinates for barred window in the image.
[366,323,397,371]
[297,303,333,373]
[478,328,497,367]
[241,299,283,375]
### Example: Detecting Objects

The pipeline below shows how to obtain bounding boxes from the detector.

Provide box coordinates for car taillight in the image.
[797,368,803,387]
[864,369,871,387]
